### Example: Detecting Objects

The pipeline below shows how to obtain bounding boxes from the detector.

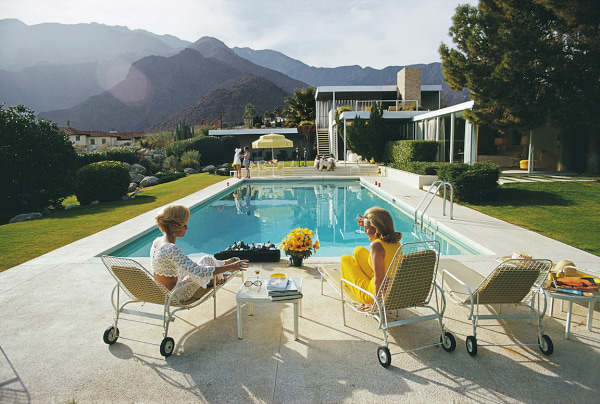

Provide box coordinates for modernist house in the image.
[208,128,303,160]
[316,67,566,172]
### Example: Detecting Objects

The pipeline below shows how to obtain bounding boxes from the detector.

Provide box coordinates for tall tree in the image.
[0,105,78,219]
[243,103,256,128]
[439,0,600,171]
[346,102,386,161]
[284,87,316,128]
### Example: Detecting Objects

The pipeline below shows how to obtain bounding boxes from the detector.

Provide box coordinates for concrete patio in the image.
[1,175,599,403]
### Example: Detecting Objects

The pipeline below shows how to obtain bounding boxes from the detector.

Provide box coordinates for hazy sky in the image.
[1,0,479,69]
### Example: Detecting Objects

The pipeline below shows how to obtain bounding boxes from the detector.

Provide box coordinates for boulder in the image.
[129,172,145,183]
[128,183,138,193]
[64,204,79,210]
[9,212,42,223]
[140,176,160,188]
[122,162,131,170]
[130,163,146,175]
[202,165,215,172]
[184,168,198,175]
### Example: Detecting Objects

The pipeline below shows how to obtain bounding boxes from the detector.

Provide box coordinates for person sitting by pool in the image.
[327,154,336,171]
[314,156,320,170]
[151,205,248,301]
[340,207,402,311]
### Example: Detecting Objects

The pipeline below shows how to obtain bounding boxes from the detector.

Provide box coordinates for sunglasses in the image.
[244,280,262,291]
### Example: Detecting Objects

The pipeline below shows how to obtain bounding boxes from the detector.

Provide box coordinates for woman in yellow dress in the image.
[341,207,402,310]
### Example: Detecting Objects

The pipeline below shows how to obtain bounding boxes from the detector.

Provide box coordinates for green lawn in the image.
[463,180,600,256]
[1,174,598,273]
[0,173,224,272]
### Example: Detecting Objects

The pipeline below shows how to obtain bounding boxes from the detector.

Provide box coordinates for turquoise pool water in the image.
[110,179,481,257]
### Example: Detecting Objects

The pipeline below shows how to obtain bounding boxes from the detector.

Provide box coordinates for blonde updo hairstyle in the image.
[155,205,190,236]
[364,207,402,244]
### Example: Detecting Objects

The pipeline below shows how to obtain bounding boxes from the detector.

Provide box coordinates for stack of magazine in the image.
[266,277,302,301]
[553,276,598,297]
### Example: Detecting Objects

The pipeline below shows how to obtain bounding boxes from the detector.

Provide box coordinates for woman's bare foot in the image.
[357,303,373,312]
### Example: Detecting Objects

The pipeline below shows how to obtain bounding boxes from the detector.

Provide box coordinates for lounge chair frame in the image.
[441,258,554,357]
[101,255,241,357]
[319,241,456,368]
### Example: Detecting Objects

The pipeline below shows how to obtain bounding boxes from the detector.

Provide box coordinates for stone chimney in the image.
[397,67,421,110]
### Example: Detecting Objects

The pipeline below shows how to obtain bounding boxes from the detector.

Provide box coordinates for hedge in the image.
[384,140,439,164]
[74,161,130,205]
[437,162,500,203]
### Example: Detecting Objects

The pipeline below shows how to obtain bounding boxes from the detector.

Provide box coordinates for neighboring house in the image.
[61,127,148,151]
[316,67,566,172]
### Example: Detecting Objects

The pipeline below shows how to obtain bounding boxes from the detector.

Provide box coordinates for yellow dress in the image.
[340,239,401,303]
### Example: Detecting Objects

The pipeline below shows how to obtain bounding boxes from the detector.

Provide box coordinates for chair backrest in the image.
[377,241,440,311]
[101,255,171,305]
[471,259,552,305]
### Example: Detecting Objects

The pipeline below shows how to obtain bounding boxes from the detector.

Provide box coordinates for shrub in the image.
[391,161,450,175]
[74,161,130,205]
[136,157,160,176]
[165,136,226,166]
[221,136,241,158]
[384,140,439,164]
[0,105,78,218]
[437,162,500,203]
[164,139,190,159]
[162,155,180,172]
[155,172,186,183]
[104,148,139,164]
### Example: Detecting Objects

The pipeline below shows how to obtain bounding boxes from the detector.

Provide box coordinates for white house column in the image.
[449,113,455,163]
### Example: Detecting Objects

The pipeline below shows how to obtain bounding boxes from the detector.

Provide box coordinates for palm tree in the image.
[243,103,256,128]
[283,87,316,128]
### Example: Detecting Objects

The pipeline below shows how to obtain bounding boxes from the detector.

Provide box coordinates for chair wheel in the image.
[103,326,119,345]
[440,332,456,352]
[377,346,391,368]
[160,337,175,357]
[538,335,554,356]
[466,336,477,357]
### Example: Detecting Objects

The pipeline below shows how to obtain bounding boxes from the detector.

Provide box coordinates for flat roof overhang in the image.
[209,128,298,136]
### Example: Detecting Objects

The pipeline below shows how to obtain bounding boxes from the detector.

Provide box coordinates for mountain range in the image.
[0,19,468,132]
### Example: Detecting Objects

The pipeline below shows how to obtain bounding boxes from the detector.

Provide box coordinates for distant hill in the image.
[2,19,468,132]
[39,48,247,131]
[232,47,469,105]
[0,19,189,71]
[190,37,308,94]
[148,75,290,132]
[0,19,190,112]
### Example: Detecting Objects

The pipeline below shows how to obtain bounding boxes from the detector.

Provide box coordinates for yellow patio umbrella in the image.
[251,133,294,160]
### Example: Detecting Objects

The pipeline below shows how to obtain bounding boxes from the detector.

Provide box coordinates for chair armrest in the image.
[340,278,382,316]
[442,269,475,315]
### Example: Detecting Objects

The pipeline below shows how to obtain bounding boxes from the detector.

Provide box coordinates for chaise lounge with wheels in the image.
[101,255,241,357]
[441,258,554,357]
[319,240,456,368]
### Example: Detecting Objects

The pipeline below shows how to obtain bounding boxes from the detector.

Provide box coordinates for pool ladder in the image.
[414,180,453,229]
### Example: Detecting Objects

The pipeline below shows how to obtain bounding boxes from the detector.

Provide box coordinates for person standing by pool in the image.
[151,205,248,301]
[340,207,402,311]
[242,146,251,178]
[233,148,242,179]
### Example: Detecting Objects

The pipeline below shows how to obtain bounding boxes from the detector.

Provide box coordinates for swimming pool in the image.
[109,179,483,258]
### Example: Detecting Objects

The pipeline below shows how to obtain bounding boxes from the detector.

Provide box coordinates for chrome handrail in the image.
[414,180,453,230]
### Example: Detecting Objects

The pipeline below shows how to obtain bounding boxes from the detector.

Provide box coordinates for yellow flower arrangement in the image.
[280,227,320,259]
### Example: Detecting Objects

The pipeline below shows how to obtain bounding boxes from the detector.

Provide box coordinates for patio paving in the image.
[1,175,599,403]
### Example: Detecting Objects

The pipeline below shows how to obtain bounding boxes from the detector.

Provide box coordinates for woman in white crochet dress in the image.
[151,205,248,301]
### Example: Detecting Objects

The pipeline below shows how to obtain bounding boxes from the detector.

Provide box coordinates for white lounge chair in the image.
[441,258,553,356]
[101,255,241,357]
[319,241,456,368]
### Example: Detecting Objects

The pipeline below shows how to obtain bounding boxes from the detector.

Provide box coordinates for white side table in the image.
[544,289,600,339]
[236,277,303,340]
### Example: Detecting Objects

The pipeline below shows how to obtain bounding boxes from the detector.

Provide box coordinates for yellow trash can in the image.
[520,160,528,169]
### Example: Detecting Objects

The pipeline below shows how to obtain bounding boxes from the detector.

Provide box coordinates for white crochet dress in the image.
[150,242,224,302]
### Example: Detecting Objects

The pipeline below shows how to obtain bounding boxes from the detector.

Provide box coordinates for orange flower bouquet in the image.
[280,228,320,260]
